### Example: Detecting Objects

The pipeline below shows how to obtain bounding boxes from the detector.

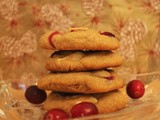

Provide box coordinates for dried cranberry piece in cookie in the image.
[100,32,115,37]
[71,30,75,32]
[104,75,114,80]
[48,31,59,48]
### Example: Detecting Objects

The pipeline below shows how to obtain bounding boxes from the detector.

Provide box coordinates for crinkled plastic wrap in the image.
[0,72,160,120]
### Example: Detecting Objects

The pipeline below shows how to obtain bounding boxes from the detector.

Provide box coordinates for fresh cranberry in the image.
[44,109,69,120]
[126,80,145,99]
[100,32,115,37]
[48,31,59,47]
[70,102,98,118]
[25,85,47,104]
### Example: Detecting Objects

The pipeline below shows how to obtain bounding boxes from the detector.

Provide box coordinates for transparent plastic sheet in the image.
[0,72,160,120]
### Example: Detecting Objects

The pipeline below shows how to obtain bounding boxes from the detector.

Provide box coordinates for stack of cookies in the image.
[37,28,128,114]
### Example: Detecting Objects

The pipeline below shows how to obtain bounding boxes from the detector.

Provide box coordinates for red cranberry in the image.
[70,102,98,118]
[126,80,145,99]
[48,31,59,47]
[25,85,47,104]
[104,76,114,80]
[100,32,115,37]
[44,109,69,120]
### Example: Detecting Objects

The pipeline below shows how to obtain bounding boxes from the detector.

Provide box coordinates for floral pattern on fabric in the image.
[0,0,159,84]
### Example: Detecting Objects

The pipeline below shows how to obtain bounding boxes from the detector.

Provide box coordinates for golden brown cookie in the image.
[46,50,123,72]
[39,28,120,50]
[43,90,128,114]
[37,70,124,93]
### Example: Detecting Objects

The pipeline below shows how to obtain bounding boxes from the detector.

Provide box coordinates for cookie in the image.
[37,70,124,93]
[39,28,120,50]
[43,90,128,114]
[46,50,123,72]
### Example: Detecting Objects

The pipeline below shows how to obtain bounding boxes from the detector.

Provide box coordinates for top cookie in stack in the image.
[39,28,120,50]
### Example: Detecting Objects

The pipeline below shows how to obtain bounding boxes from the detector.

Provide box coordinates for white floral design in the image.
[120,20,146,44]
[41,4,73,31]
[82,0,104,17]
[119,20,147,60]
[0,0,18,21]
[19,31,37,55]
[0,31,37,58]
[149,0,160,13]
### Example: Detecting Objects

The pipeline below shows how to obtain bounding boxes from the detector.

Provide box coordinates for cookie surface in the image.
[39,28,120,50]
[43,90,128,114]
[46,50,123,72]
[37,70,124,93]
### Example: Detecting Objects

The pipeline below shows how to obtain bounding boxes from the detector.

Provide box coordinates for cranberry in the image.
[70,102,98,118]
[104,76,114,80]
[48,31,59,47]
[44,109,69,120]
[25,85,47,104]
[126,80,145,99]
[100,32,115,37]
[71,30,75,32]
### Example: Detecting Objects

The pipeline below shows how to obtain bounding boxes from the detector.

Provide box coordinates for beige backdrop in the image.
[0,0,159,85]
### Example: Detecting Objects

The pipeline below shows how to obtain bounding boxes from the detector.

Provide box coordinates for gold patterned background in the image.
[0,0,159,86]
